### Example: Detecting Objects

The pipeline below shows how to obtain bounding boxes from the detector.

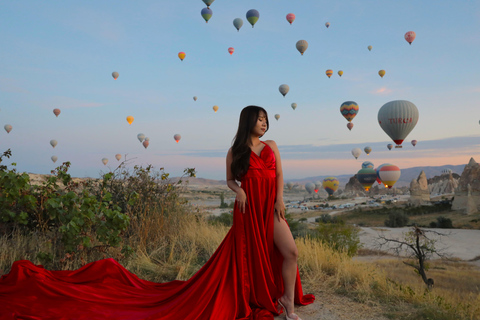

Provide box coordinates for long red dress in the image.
[0,142,314,319]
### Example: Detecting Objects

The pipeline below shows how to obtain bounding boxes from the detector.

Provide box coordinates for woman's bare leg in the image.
[274,217,298,317]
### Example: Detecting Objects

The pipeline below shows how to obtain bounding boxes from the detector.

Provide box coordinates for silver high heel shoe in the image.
[278,299,302,320]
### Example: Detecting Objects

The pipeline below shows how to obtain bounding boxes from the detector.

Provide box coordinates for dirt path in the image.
[274,291,389,320]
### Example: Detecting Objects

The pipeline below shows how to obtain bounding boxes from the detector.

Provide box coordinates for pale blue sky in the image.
[1,1,479,180]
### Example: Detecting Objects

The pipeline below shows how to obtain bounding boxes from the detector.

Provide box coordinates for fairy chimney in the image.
[409,170,430,204]
[452,158,480,214]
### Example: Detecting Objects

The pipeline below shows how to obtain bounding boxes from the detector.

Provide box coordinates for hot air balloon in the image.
[51,156,58,163]
[233,18,243,31]
[50,140,57,148]
[375,165,384,184]
[442,168,452,175]
[137,133,145,143]
[405,31,416,45]
[178,52,186,61]
[126,116,134,125]
[387,144,393,150]
[362,161,374,169]
[112,72,119,80]
[279,84,289,97]
[411,140,417,147]
[228,47,234,55]
[378,70,385,78]
[213,105,219,113]
[202,0,214,8]
[323,177,339,196]
[314,181,322,193]
[174,134,181,143]
[340,101,359,130]
[286,182,293,190]
[338,70,343,77]
[326,70,333,78]
[143,140,149,149]
[102,158,108,166]
[351,148,362,159]
[193,96,198,101]
[296,40,308,55]
[368,45,372,51]
[4,124,12,133]
[53,109,61,117]
[378,100,419,148]
[325,22,330,28]
[357,168,377,191]
[274,114,280,121]
[145,137,150,141]
[291,103,297,110]
[378,163,401,189]
[115,154,122,161]
[201,7,212,23]
[286,13,295,25]
[364,146,372,155]
[305,182,315,194]
[246,9,259,27]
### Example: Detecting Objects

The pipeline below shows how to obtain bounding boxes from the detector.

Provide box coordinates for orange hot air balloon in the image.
[126,116,134,125]
[228,47,234,55]
[326,69,333,78]
[378,70,386,78]
[143,140,149,149]
[53,109,61,117]
[178,52,186,61]
[213,105,219,113]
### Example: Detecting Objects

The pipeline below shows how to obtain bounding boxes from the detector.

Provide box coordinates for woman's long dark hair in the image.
[231,106,269,180]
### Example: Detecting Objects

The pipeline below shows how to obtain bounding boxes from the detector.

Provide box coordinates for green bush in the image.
[430,216,453,229]
[208,212,233,227]
[313,221,361,256]
[385,211,409,227]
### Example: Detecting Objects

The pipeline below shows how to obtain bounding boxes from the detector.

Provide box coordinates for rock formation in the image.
[409,170,431,205]
[343,175,366,197]
[452,158,480,214]
[428,172,460,195]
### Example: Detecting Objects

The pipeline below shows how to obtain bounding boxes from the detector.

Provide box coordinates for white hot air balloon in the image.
[51,156,58,163]
[4,124,12,133]
[351,148,362,159]
[102,158,109,165]
[291,103,297,110]
[50,140,58,148]
[378,100,419,148]
[279,84,289,97]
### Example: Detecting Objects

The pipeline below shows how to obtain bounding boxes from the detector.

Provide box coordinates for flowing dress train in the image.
[0,141,314,319]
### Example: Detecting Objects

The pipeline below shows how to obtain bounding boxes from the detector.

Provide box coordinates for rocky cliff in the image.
[428,172,460,195]
[409,170,431,204]
[343,175,366,197]
[452,158,480,214]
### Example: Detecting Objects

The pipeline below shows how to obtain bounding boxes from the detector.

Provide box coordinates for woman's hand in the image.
[274,199,285,222]
[235,189,247,213]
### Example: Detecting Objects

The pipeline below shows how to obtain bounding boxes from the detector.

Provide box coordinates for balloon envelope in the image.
[368,45,372,51]
[53,109,61,117]
[213,105,219,113]
[51,156,58,163]
[193,96,197,101]
[4,124,12,133]
[338,70,343,77]
[351,148,362,159]
[233,18,243,31]
[286,182,294,190]
[112,72,119,80]
[387,144,393,150]
[126,116,134,125]
[378,70,386,78]
[202,0,214,8]
[378,100,419,147]
[102,158,108,165]
[174,134,181,143]
[201,7,212,23]
[357,168,377,191]
[274,114,280,121]
[50,140,57,148]
[411,140,417,147]
[305,182,315,194]
[279,84,289,97]
[378,163,401,188]
[405,31,416,44]
[296,40,308,55]
[326,69,333,78]
[143,140,149,149]
[286,13,295,24]
[228,47,234,55]
[364,146,372,155]
[347,123,354,131]
[246,9,259,27]
[362,161,374,169]
[340,101,359,122]
[291,103,297,110]
[322,177,339,196]
[115,154,121,161]
[137,133,145,143]
[325,22,330,28]
[178,52,186,61]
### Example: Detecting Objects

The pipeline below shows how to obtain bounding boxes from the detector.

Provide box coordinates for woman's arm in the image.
[226,148,247,213]
[265,140,285,221]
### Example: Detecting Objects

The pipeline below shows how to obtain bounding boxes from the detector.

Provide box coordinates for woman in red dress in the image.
[0,106,314,320]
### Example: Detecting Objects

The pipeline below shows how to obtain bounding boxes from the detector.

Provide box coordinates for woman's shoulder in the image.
[263,140,278,150]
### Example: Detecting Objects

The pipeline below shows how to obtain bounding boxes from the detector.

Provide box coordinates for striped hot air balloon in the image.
[326,69,333,78]
[322,177,339,196]
[378,163,401,189]
[340,101,359,131]
[357,168,377,191]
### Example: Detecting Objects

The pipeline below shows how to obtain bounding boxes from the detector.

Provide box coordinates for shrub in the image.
[313,221,361,256]
[208,212,233,227]
[385,211,409,227]
[430,216,453,229]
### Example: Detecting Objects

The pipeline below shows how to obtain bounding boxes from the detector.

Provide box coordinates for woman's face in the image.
[252,111,267,137]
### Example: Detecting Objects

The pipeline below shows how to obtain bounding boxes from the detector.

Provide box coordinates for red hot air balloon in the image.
[228,47,234,55]
[405,31,416,45]
[286,13,295,25]
[347,123,354,131]
[143,140,149,149]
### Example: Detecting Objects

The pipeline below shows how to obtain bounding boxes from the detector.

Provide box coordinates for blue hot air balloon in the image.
[201,8,213,23]
[233,18,243,31]
[246,9,259,27]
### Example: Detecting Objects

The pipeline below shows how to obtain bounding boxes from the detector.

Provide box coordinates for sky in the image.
[1,1,479,180]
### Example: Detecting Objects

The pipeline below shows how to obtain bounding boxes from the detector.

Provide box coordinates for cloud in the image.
[371,87,393,95]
